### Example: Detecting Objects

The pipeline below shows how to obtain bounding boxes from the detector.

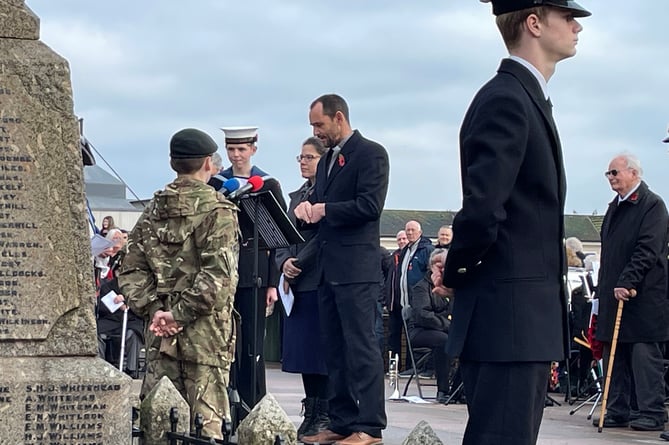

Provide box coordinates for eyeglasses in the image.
[296,154,320,162]
[604,168,631,177]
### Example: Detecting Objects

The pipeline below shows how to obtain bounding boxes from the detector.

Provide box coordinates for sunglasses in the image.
[604,169,622,177]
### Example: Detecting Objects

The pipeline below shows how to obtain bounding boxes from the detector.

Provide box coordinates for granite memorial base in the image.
[0,356,132,445]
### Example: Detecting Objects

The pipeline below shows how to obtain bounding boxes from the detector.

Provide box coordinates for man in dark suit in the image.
[434,1,591,444]
[296,94,388,445]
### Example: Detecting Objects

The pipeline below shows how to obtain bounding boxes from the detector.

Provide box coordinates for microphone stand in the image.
[251,192,260,408]
[233,187,304,416]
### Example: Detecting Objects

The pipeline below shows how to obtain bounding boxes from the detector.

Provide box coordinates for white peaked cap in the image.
[221,126,258,144]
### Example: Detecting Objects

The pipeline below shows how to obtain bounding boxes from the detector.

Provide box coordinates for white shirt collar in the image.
[509,56,549,100]
[618,181,641,203]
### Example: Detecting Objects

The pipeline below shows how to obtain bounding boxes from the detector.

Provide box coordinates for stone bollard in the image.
[236,393,297,445]
[401,420,444,445]
[140,376,191,445]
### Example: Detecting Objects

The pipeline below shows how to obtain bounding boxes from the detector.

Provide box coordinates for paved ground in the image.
[264,363,668,445]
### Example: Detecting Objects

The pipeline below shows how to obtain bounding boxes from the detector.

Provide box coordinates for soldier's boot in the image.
[297,397,317,440]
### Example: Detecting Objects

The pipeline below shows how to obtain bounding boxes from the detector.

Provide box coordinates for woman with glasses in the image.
[275,137,330,440]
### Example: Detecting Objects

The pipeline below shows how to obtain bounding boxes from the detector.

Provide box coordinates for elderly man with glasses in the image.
[596,153,669,432]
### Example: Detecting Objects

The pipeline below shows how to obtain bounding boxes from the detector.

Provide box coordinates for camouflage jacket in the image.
[118,177,239,368]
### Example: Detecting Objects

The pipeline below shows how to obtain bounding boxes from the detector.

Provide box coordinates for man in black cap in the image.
[433,1,591,444]
[120,128,239,439]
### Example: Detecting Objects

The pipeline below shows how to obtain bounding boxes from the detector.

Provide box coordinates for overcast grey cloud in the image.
[27,0,669,214]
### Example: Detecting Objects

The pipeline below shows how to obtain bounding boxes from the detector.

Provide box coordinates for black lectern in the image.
[229,188,303,431]
[237,190,304,249]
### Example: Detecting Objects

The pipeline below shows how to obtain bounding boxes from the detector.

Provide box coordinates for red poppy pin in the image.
[629,192,639,202]
[338,153,345,167]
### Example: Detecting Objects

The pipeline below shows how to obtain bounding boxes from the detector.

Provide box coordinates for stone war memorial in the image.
[0,1,132,444]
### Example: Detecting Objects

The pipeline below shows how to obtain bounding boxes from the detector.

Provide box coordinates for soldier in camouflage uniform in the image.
[119,128,239,439]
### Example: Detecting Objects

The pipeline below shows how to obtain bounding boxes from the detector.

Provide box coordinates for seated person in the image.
[97,277,144,377]
[94,229,144,376]
[408,248,453,403]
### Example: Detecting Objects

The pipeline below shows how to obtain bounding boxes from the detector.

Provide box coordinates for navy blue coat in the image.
[596,181,669,343]
[390,236,434,307]
[443,59,569,362]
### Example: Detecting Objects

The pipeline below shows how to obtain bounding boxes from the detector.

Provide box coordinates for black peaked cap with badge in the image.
[169,128,218,159]
[480,0,591,17]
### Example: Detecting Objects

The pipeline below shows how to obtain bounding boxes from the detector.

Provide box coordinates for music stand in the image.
[237,190,304,249]
[234,189,303,413]
[569,360,603,419]
[442,382,464,406]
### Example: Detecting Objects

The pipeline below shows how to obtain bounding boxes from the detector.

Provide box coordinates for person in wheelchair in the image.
[408,248,454,403]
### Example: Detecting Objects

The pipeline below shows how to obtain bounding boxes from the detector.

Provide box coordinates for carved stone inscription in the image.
[0,357,132,445]
[21,383,118,444]
[0,74,77,340]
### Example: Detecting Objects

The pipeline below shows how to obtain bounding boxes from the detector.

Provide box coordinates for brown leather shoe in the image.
[333,432,383,445]
[301,429,346,445]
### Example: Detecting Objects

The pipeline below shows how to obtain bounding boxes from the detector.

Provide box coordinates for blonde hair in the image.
[566,247,581,267]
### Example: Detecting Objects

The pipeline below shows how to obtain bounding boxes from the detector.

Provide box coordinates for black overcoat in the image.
[595,181,669,343]
[309,130,389,285]
[443,59,569,362]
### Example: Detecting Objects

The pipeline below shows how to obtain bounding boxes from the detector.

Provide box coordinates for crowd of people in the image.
[85,1,669,444]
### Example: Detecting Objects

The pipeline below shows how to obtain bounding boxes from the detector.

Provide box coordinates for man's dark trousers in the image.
[319,280,386,438]
[603,342,666,422]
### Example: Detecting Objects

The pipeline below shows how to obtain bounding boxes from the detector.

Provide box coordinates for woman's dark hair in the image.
[302,137,328,156]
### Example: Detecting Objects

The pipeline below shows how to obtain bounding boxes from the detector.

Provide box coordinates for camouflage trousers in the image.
[142,356,230,439]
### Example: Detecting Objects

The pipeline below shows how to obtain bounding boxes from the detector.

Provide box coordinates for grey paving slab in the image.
[265,363,667,445]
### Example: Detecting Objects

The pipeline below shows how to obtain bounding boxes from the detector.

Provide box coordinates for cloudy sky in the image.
[27,0,669,214]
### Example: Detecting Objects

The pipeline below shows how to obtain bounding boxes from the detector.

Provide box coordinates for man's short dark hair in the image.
[311,94,350,122]
[170,157,207,174]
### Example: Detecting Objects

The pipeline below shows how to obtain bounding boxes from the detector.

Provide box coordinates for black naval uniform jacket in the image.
[218,167,287,289]
[443,58,569,363]
[596,181,669,343]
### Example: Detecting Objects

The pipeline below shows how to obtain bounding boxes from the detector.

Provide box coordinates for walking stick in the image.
[598,289,635,432]
[119,307,129,372]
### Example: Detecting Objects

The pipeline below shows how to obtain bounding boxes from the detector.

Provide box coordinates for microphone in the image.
[228,175,264,200]
[220,177,242,196]
[208,174,229,191]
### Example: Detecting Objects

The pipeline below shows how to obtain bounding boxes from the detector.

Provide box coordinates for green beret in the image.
[170,128,218,159]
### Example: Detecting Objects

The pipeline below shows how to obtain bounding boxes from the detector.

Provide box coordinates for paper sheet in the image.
[278,274,294,317]
[101,290,123,313]
[91,234,115,257]
[389,395,432,404]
